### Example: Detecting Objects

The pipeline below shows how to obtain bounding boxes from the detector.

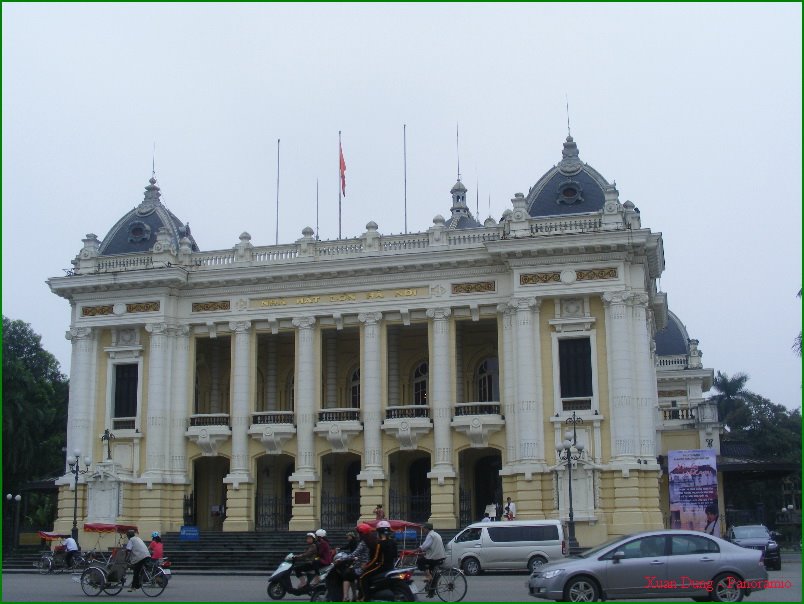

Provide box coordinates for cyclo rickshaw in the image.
[35,531,86,574]
[77,523,168,598]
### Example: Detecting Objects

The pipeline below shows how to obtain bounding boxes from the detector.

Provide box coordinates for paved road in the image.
[2,559,801,602]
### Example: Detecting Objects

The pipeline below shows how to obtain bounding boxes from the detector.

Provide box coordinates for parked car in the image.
[445,519,568,575]
[727,524,782,570]
[527,529,768,602]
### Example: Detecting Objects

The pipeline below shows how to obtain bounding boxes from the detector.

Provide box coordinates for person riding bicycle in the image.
[358,520,397,601]
[124,529,151,592]
[415,523,446,589]
[294,532,320,589]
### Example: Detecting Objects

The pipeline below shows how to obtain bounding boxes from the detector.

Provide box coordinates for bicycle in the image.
[421,565,467,602]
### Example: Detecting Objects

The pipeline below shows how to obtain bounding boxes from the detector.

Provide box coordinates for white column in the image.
[603,291,636,460]
[291,316,317,483]
[266,337,277,410]
[513,297,545,466]
[169,325,190,481]
[358,312,384,482]
[144,322,170,478]
[209,341,222,413]
[426,308,455,476]
[65,327,96,472]
[498,304,517,467]
[631,294,658,459]
[228,320,252,480]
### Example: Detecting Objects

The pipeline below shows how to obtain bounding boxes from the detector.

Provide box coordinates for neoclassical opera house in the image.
[48,136,719,543]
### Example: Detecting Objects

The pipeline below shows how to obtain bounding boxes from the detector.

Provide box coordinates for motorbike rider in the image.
[315,529,333,566]
[358,520,397,601]
[294,532,320,589]
[148,531,164,561]
[338,524,374,601]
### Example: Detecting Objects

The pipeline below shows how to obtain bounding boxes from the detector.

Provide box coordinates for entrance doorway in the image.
[255,455,294,531]
[192,457,230,531]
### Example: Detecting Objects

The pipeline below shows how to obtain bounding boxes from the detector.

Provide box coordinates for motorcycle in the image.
[267,553,322,600]
[149,556,172,584]
[310,551,416,602]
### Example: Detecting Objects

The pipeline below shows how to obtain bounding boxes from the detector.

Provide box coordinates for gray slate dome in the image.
[99,177,200,256]
[525,136,609,217]
[654,310,691,356]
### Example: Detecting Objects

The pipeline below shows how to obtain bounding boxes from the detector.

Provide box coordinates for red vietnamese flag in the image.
[339,142,347,196]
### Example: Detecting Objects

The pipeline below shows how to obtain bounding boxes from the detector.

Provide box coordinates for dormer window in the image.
[556,179,584,205]
[127,221,151,243]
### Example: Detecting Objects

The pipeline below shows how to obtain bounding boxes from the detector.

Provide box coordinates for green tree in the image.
[710,371,754,430]
[2,317,69,497]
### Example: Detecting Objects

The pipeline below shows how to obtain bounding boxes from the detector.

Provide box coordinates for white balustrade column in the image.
[513,297,543,463]
[359,312,384,479]
[228,321,252,478]
[426,308,455,473]
[498,304,517,466]
[169,325,190,480]
[65,327,96,472]
[603,291,636,459]
[144,322,171,477]
[291,316,317,480]
[631,294,657,458]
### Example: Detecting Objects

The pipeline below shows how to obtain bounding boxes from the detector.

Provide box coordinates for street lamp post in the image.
[556,410,584,551]
[67,449,91,541]
[5,494,22,551]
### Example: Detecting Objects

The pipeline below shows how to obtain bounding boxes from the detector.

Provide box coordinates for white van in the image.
[444,519,568,575]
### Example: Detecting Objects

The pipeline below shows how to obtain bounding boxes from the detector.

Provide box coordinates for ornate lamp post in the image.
[556,411,584,550]
[101,429,116,461]
[5,494,22,551]
[67,449,91,541]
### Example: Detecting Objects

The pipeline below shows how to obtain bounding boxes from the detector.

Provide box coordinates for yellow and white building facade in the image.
[48,136,717,545]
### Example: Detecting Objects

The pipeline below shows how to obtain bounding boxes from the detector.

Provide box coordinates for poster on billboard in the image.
[668,449,720,535]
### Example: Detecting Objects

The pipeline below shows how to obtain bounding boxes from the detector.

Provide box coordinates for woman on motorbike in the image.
[358,521,397,602]
[339,524,374,601]
[294,532,320,589]
[148,531,164,560]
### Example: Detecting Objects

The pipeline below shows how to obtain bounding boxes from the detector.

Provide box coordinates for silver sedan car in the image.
[527,530,769,602]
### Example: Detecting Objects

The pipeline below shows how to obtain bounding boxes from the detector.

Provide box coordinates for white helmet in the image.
[315,529,327,538]
[306,532,316,539]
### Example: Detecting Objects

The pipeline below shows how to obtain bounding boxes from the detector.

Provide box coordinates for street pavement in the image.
[2,556,801,602]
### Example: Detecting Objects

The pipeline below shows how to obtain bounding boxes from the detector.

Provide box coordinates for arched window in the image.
[413,361,428,405]
[476,357,500,402]
[350,368,360,406]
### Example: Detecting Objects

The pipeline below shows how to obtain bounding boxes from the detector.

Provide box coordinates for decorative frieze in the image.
[521,267,618,286]
[127,302,160,313]
[521,272,560,285]
[451,281,496,294]
[192,300,231,313]
[576,267,617,281]
[659,390,687,398]
[81,305,113,317]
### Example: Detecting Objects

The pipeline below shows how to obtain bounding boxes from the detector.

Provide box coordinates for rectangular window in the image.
[558,338,593,398]
[114,364,138,419]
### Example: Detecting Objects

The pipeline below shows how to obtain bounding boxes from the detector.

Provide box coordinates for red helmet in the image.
[356,523,373,535]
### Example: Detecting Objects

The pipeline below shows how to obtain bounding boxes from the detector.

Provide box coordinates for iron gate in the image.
[255,494,291,531]
[321,495,360,528]
[389,489,431,524]
[458,488,472,528]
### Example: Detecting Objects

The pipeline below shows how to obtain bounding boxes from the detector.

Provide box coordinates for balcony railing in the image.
[318,408,361,422]
[657,355,688,369]
[454,402,501,416]
[661,408,695,421]
[386,405,430,420]
[187,413,231,427]
[112,417,136,430]
[251,411,295,425]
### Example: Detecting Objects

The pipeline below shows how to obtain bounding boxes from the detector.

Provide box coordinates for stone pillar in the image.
[455,324,464,404]
[209,339,222,413]
[144,322,170,480]
[65,327,96,472]
[426,308,457,528]
[290,317,317,482]
[326,331,337,408]
[227,320,252,479]
[602,291,636,460]
[498,304,517,468]
[169,325,190,481]
[631,294,657,459]
[358,313,385,511]
[266,337,278,410]
[387,328,400,406]
[513,297,544,465]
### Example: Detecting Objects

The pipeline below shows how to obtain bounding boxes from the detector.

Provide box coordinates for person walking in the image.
[373,504,386,520]
[125,529,151,592]
[503,497,517,521]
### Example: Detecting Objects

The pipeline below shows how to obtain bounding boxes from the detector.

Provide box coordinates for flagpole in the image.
[316,178,320,241]
[338,131,342,240]
[403,124,408,234]
[275,138,280,245]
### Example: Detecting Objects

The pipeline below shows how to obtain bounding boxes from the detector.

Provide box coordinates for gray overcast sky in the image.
[3,3,801,410]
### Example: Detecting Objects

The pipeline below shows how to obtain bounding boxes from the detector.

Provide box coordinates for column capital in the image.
[228,320,252,333]
[426,307,452,321]
[602,290,632,306]
[629,292,650,307]
[292,316,316,330]
[145,322,169,336]
[510,296,540,311]
[66,326,93,341]
[358,311,383,325]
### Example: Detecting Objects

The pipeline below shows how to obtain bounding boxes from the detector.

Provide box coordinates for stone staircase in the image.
[2,528,462,573]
